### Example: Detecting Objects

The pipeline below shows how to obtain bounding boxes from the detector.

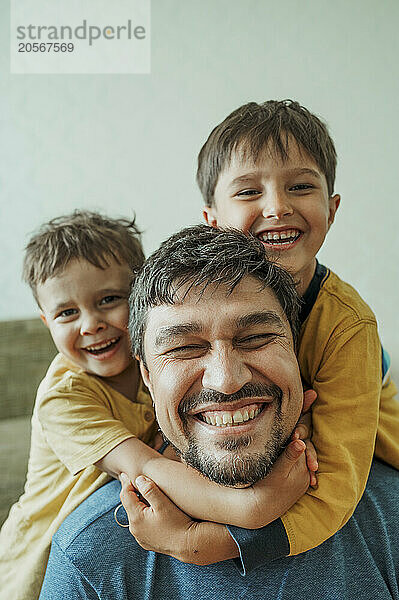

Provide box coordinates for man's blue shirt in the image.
[40,461,399,600]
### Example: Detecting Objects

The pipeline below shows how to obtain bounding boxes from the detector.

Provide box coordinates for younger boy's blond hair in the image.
[23,210,145,306]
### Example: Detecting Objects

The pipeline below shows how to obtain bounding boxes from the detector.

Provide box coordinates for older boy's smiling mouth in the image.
[257,228,302,248]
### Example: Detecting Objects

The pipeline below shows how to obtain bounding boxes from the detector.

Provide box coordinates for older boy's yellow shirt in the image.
[0,354,156,600]
[281,268,399,556]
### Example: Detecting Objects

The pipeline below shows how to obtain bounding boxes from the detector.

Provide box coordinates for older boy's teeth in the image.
[201,406,262,427]
[260,229,300,243]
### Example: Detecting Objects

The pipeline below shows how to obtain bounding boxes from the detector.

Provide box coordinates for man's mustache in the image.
[179,382,283,417]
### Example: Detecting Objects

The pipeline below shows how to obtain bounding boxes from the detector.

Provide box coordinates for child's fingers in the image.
[119,473,141,515]
[275,440,306,476]
[293,411,312,441]
[302,389,317,413]
[134,475,174,513]
[304,440,318,471]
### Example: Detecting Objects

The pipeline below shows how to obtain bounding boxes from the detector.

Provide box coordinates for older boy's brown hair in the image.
[197,100,337,206]
[23,210,145,306]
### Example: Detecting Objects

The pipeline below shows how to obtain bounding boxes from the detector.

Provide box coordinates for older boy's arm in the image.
[277,321,382,556]
[228,320,383,570]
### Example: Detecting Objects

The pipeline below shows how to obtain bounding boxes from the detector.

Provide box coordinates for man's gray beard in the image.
[163,383,289,486]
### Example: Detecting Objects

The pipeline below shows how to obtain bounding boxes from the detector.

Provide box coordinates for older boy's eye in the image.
[236,189,261,197]
[290,184,314,191]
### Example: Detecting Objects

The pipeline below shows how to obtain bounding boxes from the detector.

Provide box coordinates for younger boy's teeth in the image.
[85,337,119,352]
[199,405,262,427]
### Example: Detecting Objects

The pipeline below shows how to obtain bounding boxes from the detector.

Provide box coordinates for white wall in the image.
[1,0,398,375]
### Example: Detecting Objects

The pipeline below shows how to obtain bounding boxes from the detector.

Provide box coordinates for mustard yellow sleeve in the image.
[282,320,381,555]
[37,377,138,476]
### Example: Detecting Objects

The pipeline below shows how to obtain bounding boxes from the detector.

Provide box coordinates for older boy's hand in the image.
[119,473,238,565]
[292,389,318,486]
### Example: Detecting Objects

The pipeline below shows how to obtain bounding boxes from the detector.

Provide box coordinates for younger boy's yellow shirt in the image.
[0,354,156,600]
[281,268,399,556]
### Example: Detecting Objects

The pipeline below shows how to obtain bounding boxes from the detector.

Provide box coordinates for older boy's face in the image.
[204,140,340,296]
[140,276,303,486]
[37,258,133,380]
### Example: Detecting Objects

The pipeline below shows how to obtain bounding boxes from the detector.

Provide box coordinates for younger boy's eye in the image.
[57,308,77,319]
[100,295,122,305]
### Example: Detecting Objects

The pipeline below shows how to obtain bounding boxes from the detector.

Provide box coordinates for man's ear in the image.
[203,205,218,228]
[328,194,340,228]
[139,360,153,394]
[40,313,49,328]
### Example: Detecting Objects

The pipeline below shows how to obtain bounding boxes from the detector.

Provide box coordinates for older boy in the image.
[197,100,399,556]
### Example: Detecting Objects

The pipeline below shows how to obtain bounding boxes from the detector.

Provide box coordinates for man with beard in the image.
[40,226,399,600]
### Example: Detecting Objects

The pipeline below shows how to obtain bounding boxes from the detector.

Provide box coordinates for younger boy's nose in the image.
[80,314,106,336]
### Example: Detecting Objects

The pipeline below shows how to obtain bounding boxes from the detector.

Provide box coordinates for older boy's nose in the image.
[80,314,106,336]
[262,191,293,220]
[201,350,252,395]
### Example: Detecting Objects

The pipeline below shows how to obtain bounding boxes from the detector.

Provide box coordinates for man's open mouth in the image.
[194,402,266,428]
[257,228,301,247]
[83,337,121,355]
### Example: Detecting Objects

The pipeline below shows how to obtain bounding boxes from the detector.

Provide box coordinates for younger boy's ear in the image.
[139,360,153,394]
[40,313,49,328]
[203,205,218,228]
[328,194,341,228]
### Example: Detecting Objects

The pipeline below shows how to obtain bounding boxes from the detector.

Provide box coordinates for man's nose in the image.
[80,313,106,336]
[262,189,293,220]
[201,350,252,395]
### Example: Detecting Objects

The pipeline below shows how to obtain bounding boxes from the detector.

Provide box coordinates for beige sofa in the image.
[0,319,56,525]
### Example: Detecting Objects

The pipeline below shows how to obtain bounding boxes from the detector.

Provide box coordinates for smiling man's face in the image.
[140,275,303,486]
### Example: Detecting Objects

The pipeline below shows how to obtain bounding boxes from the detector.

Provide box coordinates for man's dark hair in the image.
[129,225,301,362]
[197,99,337,206]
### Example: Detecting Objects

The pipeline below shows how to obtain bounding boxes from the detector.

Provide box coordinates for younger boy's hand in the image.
[119,473,238,565]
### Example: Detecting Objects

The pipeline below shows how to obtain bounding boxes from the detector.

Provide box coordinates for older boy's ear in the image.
[139,360,153,394]
[328,194,341,228]
[203,205,218,228]
[40,313,49,328]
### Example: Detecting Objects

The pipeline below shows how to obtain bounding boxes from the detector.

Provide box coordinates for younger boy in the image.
[0,210,314,600]
[196,99,399,557]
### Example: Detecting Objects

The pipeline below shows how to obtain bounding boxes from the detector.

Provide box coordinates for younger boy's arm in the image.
[95,435,311,530]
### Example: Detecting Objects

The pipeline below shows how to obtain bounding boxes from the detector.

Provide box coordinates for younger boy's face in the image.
[204,139,340,295]
[37,258,133,379]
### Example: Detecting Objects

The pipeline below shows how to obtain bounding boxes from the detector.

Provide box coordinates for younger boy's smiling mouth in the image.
[82,337,121,356]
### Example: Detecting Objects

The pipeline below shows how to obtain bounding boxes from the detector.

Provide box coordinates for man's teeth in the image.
[85,337,118,352]
[200,406,262,427]
[259,229,300,243]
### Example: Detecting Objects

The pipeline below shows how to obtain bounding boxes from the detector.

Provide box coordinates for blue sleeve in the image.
[227,517,289,575]
[39,540,99,600]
